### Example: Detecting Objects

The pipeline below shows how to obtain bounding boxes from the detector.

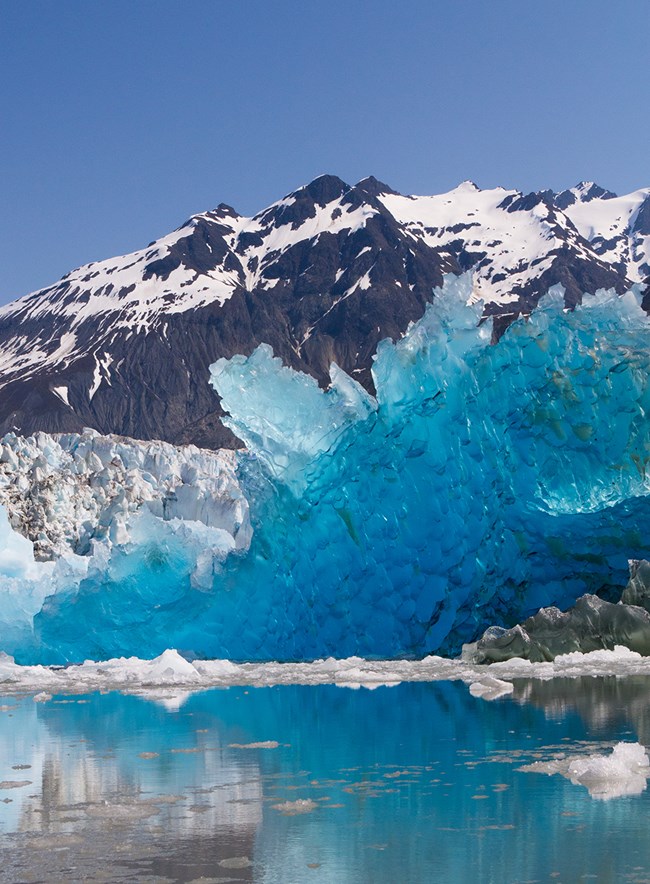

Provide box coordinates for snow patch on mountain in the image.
[563,188,650,280]
[88,353,114,401]
[378,182,602,304]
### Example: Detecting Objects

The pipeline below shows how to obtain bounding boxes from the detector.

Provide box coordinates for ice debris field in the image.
[3,274,650,667]
[2,645,650,697]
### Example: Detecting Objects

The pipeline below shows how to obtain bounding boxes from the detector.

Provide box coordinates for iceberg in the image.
[3,274,650,665]
[196,275,650,662]
[519,742,650,800]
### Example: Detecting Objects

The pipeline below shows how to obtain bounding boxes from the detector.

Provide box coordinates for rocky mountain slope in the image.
[1,174,648,448]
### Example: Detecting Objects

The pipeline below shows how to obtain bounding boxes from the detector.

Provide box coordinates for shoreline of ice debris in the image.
[2,645,650,697]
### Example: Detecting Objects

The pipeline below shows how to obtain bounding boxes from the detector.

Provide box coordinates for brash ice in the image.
[3,275,650,664]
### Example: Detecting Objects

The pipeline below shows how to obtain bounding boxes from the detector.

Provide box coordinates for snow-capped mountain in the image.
[0,174,648,448]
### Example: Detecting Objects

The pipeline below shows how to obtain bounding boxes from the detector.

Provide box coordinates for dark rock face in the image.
[634,196,650,237]
[0,175,646,449]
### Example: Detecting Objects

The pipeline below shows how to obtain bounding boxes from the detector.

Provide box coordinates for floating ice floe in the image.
[468,676,514,700]
[519,742,650,800]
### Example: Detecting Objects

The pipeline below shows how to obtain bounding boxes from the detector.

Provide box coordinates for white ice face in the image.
[0,505,39,580]
[0,504,56,645]
[0,429,250,561]
[0,430,252,648]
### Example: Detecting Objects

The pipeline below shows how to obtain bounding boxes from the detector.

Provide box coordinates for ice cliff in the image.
[3,274,650,665]
[0,432,249,659]
[0,431,250,561]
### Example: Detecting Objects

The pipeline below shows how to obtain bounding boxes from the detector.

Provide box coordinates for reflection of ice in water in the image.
[510,673,650,746]
[520,742,650,800]
[0,700,45,835]
[5,679,650,883]
[0,695,263,845]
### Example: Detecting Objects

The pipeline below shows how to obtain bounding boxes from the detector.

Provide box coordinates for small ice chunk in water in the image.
[271,799,318,814]
[218,856,253,869]
[566,743,650,799]
[520,741,650,800]
[468,676,514,700]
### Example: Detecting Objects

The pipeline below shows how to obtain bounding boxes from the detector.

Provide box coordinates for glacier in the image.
[4,274,650,665]
[0,433,249,662]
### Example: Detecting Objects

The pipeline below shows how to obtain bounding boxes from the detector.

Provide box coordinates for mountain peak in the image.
[297,174,351,206]
[257,174,353,230]
[456,180,480,192]
[211,202,241,218]
[554,181,617,210]
[355,176,400,197]
[574,181,617,199]
[177,203,241,232]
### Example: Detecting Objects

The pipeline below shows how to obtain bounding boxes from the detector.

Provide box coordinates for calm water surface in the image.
[1,677,650,883]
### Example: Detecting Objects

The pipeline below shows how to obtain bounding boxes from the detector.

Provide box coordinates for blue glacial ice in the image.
[5,274,650,664]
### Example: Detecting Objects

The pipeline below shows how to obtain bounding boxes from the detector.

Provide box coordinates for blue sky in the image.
[1,0,648,305]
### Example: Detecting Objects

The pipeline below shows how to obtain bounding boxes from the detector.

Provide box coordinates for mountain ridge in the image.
[1,174,648,448]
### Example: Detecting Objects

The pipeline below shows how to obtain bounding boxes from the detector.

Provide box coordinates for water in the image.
[1,677,650,883]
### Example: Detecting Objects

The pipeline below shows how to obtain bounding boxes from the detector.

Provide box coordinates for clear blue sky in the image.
[1,0,648,305]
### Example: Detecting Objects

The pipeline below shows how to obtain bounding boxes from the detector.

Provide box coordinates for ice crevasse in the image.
[3,274,650,665]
